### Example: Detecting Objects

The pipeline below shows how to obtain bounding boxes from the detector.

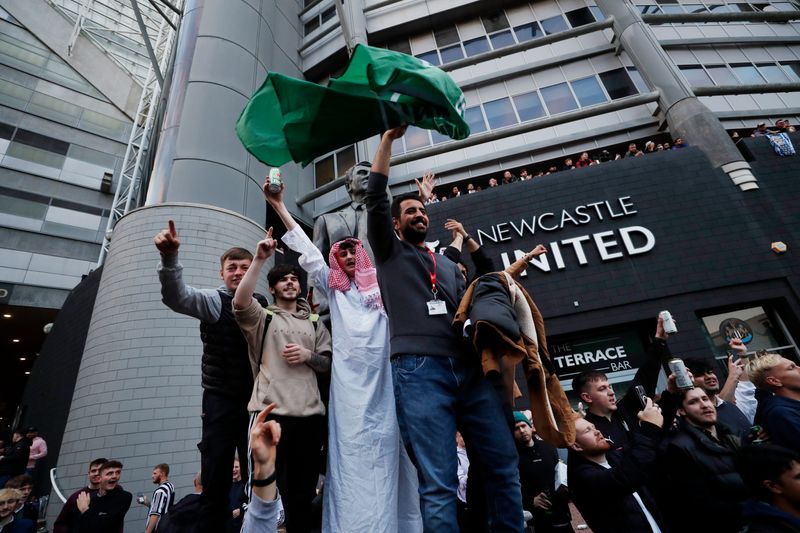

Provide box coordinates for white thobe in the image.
[282,227,422,533]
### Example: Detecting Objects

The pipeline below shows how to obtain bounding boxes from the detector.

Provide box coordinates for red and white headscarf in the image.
[328,238,384,311]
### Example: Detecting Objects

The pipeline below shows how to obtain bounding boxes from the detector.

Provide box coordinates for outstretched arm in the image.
[233,228,277,310]
[366,127,407,263]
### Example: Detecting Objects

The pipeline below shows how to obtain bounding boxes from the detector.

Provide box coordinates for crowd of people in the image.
[0,427,47,532]
[424,137,690,204]
[9,123,799,533]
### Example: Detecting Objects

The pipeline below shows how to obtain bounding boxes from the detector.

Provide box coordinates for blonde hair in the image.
[0,488,21,501]
[746,353,783,390]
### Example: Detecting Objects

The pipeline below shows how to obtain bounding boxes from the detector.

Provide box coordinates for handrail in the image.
[693,83,800,96]
[642,11,800,24]
[50,467,68,504]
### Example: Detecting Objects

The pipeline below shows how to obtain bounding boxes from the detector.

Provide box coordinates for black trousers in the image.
[198,389,250,533]
[259,413,324,533]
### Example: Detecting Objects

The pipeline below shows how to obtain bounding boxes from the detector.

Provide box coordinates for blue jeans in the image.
[392,354,524,533]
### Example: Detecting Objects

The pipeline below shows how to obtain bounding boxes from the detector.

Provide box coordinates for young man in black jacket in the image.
[0,432,30,489]
[568,399,666,533]
[658,387,748,532]
[365,126,524,532]
[74,460,132,533]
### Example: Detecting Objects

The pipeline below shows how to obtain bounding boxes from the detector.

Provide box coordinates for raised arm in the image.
[365,127,407,263]
[265,182,328,286]
[233,228,277,310]
[155,220,221,322]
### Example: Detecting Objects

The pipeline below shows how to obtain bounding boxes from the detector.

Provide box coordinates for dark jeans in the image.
[198,389,250,533]
[264,414,324,533]
[392,354,524,533]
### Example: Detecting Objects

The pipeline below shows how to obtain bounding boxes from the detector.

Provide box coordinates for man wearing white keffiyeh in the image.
[264,180,422,533]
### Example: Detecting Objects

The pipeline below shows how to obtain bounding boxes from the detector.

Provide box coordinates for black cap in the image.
[25,426,37,433]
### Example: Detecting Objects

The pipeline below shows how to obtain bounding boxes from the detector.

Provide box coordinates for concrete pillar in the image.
[47,204,271,530]
[596,0,757,191]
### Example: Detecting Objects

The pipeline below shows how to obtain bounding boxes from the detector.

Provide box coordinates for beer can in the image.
[268,167,282,193]
[660,310,678,334]
[668,358,694,390]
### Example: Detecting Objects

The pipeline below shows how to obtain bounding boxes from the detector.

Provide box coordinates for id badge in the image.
[427,299,446,316]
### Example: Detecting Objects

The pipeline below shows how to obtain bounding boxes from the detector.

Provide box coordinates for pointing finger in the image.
[168,219,177,238]
[266,226,273,239]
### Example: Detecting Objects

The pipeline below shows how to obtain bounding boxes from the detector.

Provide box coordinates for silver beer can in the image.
[660,310,678,334]
[268,167,282,193]
[668,358,694,390]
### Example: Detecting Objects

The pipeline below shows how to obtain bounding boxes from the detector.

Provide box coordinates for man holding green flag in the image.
[236,44,469,167]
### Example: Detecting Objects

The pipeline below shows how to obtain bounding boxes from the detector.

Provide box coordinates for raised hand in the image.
[77,491,91,514]
[415,170,436,202]
[255,227,277,261]
[250,403,281,477]
[727,355,744,381]
[637,397,664,428]
[154,219,180,256]
[263,180,285,207]
[383,125,407,141]
[729,338,748,358]
[528,244,548,257]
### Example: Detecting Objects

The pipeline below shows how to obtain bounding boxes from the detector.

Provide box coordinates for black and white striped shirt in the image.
[149,481,175,524]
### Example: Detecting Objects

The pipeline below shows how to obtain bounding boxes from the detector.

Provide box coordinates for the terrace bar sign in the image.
[474,196,654,274]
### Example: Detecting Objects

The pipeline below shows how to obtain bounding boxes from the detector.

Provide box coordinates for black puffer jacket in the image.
[658,418,747,533]
[0,437,30,477]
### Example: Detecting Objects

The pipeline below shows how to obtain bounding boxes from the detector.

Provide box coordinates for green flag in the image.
[236,44,469,167]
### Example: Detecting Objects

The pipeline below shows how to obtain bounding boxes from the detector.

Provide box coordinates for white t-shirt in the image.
[599,462,661,533]
[735,380,757,424]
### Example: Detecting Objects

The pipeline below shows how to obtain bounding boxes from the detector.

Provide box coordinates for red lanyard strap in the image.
[426,248,438,296]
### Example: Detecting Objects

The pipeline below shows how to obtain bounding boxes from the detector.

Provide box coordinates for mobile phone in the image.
[634,385,648,409]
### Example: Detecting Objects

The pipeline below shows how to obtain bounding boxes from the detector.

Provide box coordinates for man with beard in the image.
[513,412,572,533]
[658,387,748,532]
[234,234,332,533]
[155,221,269,531]
[683,357,750,435]
[74,460,132,533]
[365,126,524,532]
[568,401,666,533]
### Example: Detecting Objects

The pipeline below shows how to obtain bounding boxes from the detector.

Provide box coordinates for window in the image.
[699,305,799,361]
[571,76,607,106]
[388,40,412,56]
[660,5,686,13]
[465,106,487,134]
[540,15,569,35]
[512,91,546,121]
[430,129,450,145]
[489,30,515,49]
[483,97,518,129]
[599,68,639,99]
[637,5,662,14]
[627,67,650,92]
[439,44,464,64]
[404,126,431,151]
[541,82,578,114]
[565,7,596,28]
[61,145,117,189]
[463,37,490,57]
[707,65,738,85]
[0,191,46,232]
[680,65,714,86]
[27,92,81,126]
[304,17,320,35]
[781,62,800,81]
[758,64,791,83]
[434,26,460,48]
[304,5,335,36]
[683,4,708,13]
[589,6,605,20]
[514,22,543,42]
[481,12,510,33]
[415,50,440,66]
[314,145,355,188]
[320,6,335,23]
[732,64,765,84]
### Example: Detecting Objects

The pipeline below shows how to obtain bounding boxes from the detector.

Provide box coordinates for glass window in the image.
[732,64,766,84]
[314,155,334,187]
[773,2,798,11]
[627,67,650,92]
[699,306,799,360]
[683,4,707,13]
[431,129,450,144]
[540,15,569,35]
[512,91,546,121]
[571,76,608,106]
[541,82,578,114]
[0,79,32,110]
[45,205,101,231]
[730,3,755,11]
[483,97,518,129]
[335,145,355,176]
[62,145,116,189]
[781,62,800,81]
[637,5,662,14]
[707,65,738,85]
[565,7,596,27]
[660,5,685,13]
[320,6,335,23]
[514,22,543,42]
[79,110,131,141]
[388,40,412,55]
[465,106,487,133]
[439,44,464,64]
[0,192,46,231]
[680,65,714,86]
[706,4,734,12]
[758,64,791,83]
[13,129,69,155]
[415,50,440,66]
[589,6,605,20]
[481,12,510,33]
[463,36,490,57]
[434,26,460,48]
[489,30,515,49]
[304,18,319,35]
[27,92,81,126]
[404,126,431,151]
[599,68,639,99]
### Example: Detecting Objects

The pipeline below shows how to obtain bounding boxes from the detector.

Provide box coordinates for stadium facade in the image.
[1,0,799,528]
